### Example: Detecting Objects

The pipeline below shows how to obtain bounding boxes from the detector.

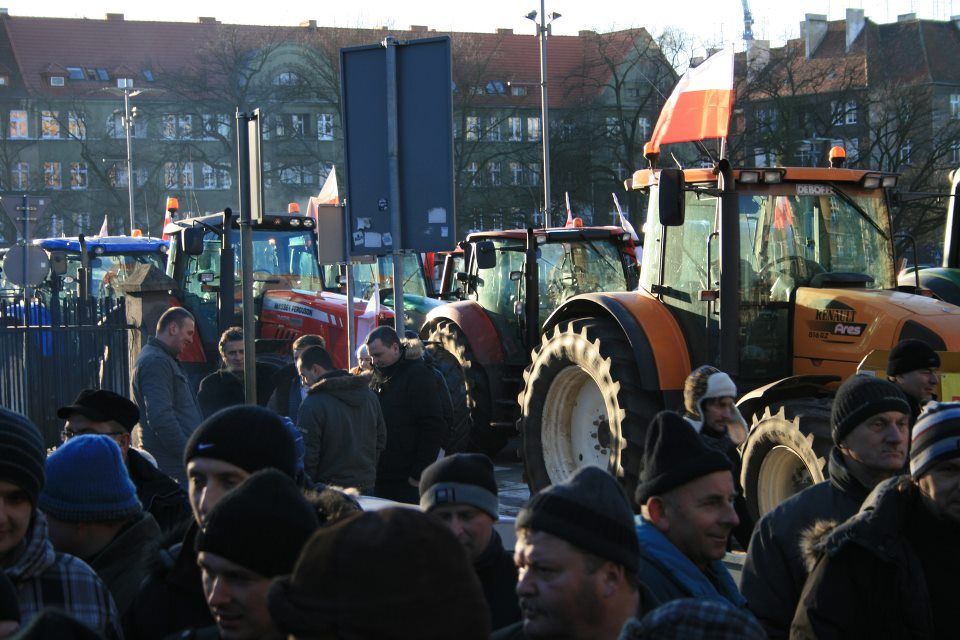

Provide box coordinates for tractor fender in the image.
[423,300,504,366]
[737,375,841,424]
[543,292,691,394]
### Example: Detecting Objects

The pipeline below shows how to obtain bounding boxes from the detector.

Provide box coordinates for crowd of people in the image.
[0,306,957,639]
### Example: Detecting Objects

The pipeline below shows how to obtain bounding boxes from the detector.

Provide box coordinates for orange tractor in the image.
[519,151,960,518]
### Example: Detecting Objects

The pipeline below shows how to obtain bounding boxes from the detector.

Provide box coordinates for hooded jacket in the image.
[741,448,871,638]
[791,476,959,639]
[297,370,386,491]
[4,511,122,639]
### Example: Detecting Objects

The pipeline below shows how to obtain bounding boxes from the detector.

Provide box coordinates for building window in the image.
[66,67,84,80]
[952,95,960,120]
[107,113,124,139]
[797,145,814,167]
[0,75,8,86]
[161,114,177,140]
[527,116,541,141]
[606,117,620,138]
[486,117,501,142]
[488,161,501,186]
[756,108,776,130]
[202,164,217,189]
[9,110,28,138]
[41,111,60,139]
[615,162,627,182]
[510,162,523,185]
[117,78,133,89]
[845,101,857,125]
[508,117,522,142]
[291,114,307,137]
[626,86,642,98]
[218,168,232,189]
[178,115,193,139]
[754,148,774,167]
[900,140,912,165]
[109,164,128,187]
[639,117,651,140]
[181,163,194,189]
[466,162,480,187]
[465,116,480,141]
[143,69,155,82]
[164,163,178,189]
[50,76,65,87]
[70,162,88,190]
[845,138,859,162]
[12,162,29,189]
[510,85,527,97]
[202,113,229,139]
[43,162,61,189]
[528,164,541,186]
[317,113,334,141]
[274,72,299,86]
[68,112,86,139]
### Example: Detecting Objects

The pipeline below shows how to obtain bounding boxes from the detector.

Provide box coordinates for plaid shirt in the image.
[3,511,122,640]
[621,598,766,639]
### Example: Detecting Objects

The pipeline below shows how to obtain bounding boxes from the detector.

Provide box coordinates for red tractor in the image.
[422,225,638,454]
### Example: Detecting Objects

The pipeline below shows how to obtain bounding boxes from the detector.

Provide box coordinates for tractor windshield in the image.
[350,254,429,300]
[539,239,628,309]
[739,184,896,297]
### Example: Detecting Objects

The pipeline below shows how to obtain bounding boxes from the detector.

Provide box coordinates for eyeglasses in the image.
[61,428,126,441]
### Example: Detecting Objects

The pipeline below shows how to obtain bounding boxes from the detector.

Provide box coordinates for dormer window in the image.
[50,76,65,87]
[274,72,299,86]
[0,75,9,86]
[117,77,133,89]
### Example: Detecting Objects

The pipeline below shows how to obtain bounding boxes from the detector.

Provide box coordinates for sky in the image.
[5,0,960,56]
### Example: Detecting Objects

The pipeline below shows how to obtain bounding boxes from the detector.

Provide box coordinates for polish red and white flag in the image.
[649,48,734,151]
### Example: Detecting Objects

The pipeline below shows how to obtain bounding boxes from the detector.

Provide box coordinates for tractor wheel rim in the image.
[542,365,608,484]
[757,444,814,517]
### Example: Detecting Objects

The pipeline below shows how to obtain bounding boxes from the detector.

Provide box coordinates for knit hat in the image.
[909,402,960,478]
[887,339,941,377]
[636,411,732,505]
[419,453,499,519]
[516,466,639,573]
[184,405,297,478]
[196,469,319,578]
[682,365,748,442]
[38,434,141,523]
[267,508,490,640]
[831,375,911,445]
[620,598,767,640]
[0,407,45,506]
[0,571,18,625]
[56,389,140,433]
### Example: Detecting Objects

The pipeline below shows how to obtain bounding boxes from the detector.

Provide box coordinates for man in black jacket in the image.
[267,334,326,421]
[741,375,911,638]
[420,453,520,631]
[57,389,190,535]
[196,327,276,418]
[367,326,444,504]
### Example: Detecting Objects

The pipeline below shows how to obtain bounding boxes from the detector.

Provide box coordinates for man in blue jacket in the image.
[634,411,746,608]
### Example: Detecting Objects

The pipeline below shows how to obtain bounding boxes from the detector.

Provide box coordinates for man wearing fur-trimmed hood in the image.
[296,345,386,494]
[792,402,960,639]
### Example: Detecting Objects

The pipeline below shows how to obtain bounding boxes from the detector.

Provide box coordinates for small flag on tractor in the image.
[612,193,642,264]
[564,192,574,227]
[355,283,380,347]
[648,47,734,152]
[97,214,109,237]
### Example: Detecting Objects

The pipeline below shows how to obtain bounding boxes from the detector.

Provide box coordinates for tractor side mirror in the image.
[49,251,67,276]
[181,227,205,255]
[475,240,497,270]
[658,168,686,226]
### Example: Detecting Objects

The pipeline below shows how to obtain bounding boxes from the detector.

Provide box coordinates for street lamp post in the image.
[103,86,159,235]
[526,4,560,228]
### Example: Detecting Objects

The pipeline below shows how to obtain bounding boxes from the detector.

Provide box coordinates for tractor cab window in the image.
[351,254,428,300]
[182,232,223,343]
[95,253,165,300]
[538,239,628,325]
[472,239,525,326]
[232,231,327,294]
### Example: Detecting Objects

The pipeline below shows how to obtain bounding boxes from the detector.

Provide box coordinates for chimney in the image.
[496,28,513,35]
[578,29,596,37]
[953,15,960,31]
[299,19,317,28]
[105,13,124,21]
[898,13,917,22]
[197,16,218,24]
[747,39,770,79]
[409,25,428,32]
[0,8,8,16]
[846,8,864,52]
[801,13,828,58]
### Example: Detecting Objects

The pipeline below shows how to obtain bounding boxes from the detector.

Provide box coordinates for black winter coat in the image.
[196,364,276,419]
[266,363,303,421]
[123,523,213,640]
[372,354,445,482]
[474,530,521,631]
[741,448,871,638]
[791,476,960,639]
[127,449,191,536]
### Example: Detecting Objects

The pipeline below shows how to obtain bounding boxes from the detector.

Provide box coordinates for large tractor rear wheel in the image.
[740,399,832,521]
[424,343,471,453]
[519,317,660,497]
[427,319,508,456]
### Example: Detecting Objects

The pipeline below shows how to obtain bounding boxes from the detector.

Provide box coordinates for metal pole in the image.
[342,205,356,368]
[236,111,257,404]
[19,194,30,414]
[124,90,135,234]
[538,0,553,228]
[384,36,406,333]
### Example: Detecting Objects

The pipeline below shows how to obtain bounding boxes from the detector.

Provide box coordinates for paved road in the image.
[493,438,529,519]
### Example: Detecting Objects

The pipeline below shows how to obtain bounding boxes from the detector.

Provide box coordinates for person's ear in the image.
[599,561,623,598]
[646,497,670,532]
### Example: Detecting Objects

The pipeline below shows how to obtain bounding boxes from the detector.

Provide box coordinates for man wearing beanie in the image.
[634,411,744,608]
[793,402,960,638]
[124,405,297,640]
[419,453,520,631]
[0,408,122,639]
[742,374,911,638]
[494,466,654,640]
[268,508,491,640]
[58,388,190,535]
[887,338,941,421]
[39,435,161,617]
[181,469,319,640]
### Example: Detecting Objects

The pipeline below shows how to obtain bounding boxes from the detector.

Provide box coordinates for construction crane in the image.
[741,0,755,42]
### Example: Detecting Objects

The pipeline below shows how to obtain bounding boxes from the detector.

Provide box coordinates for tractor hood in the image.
[792,287,960,376]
